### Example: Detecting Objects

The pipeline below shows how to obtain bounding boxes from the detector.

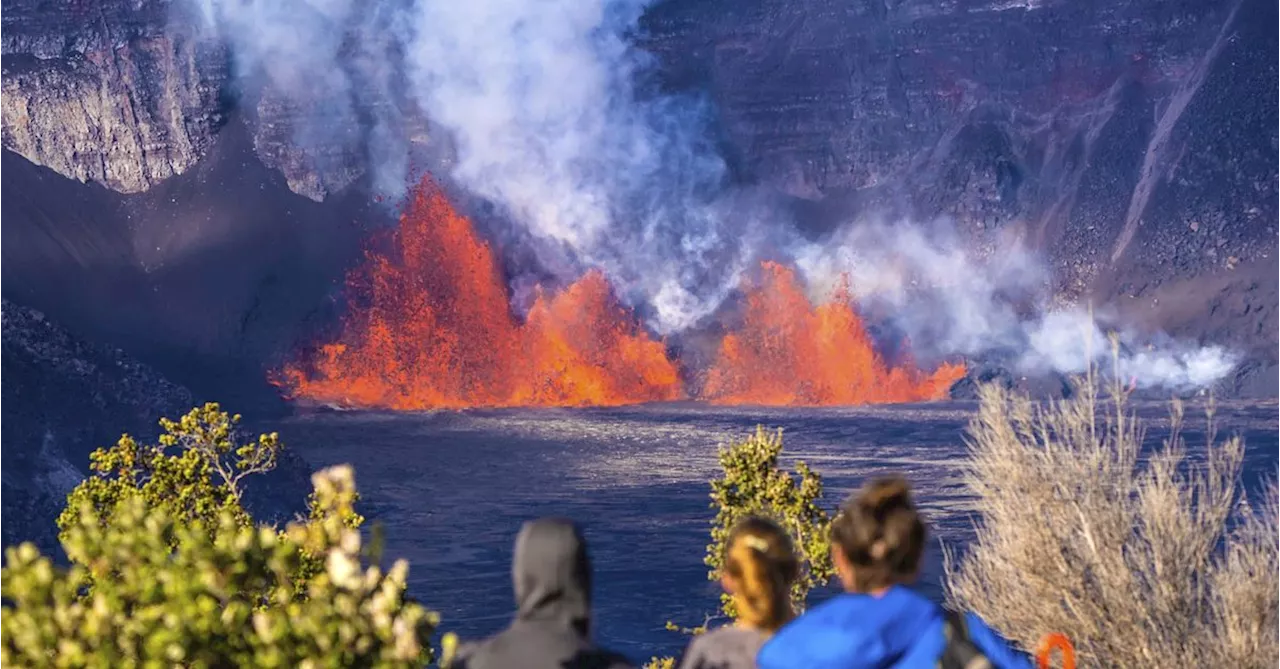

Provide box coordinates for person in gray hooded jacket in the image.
[451,517,634,669]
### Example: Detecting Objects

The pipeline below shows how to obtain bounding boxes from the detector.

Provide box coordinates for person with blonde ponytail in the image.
[676,516,799,669]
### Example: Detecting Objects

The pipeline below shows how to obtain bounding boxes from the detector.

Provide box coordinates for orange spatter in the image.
[275,177,683,409]
[701,262,966,405]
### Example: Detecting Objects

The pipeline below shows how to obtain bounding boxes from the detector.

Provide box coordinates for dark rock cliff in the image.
[643,0,1277,392]
[0,116,376,410]
[1,0,1274,399]
[2,299,191,554]
[1,0,229,194]
[0,0,420,201]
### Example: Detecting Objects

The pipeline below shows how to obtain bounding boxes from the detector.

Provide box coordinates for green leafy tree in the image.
[2,465,438,667]
[646,427,834,668]
[706,426,834,618]
[56,403,289,542]
[3,404,451,666]
[56,403,363,590]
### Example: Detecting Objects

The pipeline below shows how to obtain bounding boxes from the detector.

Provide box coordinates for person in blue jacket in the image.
[756,476,1032,669]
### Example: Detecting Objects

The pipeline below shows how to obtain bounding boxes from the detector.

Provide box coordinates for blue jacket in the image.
[756,587,1032,669]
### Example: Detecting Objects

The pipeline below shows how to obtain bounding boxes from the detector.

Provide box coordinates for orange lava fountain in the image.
[275,178,683,409]
[701,262,966,405]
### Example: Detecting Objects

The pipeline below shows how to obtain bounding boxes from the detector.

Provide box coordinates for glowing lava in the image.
[278,179,966,410]
[701,262,966,406]
[275,178,683,409]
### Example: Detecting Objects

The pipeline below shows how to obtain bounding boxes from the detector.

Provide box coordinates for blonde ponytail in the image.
[724,517,800,633]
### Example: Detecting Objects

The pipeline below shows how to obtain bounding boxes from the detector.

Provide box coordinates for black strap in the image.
[938,609,994,669]
[944,609,969,641]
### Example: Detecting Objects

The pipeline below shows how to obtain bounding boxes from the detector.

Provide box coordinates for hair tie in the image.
[741,535,770,553]
[870,540,888,560]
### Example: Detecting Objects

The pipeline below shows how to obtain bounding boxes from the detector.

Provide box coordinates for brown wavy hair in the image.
[829,476,927,592]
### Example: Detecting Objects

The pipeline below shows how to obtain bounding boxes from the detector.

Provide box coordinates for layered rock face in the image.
[0,126,374,411]
[0,0,424,201]
[1,0,228,193]
[643,0,1274,261]
[643,0,1278,388]
[6,0,1272,247]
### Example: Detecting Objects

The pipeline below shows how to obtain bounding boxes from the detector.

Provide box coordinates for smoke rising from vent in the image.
[194,0,414,197]
[194,0,1239,393]
[400,0,756,333]
[792,219,1238,392]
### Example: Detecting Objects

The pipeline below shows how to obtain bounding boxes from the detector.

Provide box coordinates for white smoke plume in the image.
[1023,311,1239,390]
[192,0,759,332]
[399,0,759,332]
[792,218,1239,392]
[191,0,1239,392]
[193,0,414,197]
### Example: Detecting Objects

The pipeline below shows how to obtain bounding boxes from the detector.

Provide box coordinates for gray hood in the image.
[512,517,593,636]
[452,518,632,669]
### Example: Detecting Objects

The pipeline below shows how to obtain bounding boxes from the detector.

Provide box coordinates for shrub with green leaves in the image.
[646,427,834,668]
[57,403,290,542]
[3,403,440,667]
[706,426,833,618]
[55,403,363,590]
[2,465,437,667]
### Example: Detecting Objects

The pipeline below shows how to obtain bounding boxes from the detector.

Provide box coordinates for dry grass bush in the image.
[945,369,1278,668]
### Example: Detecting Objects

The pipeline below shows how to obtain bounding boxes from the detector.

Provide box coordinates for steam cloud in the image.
[792,220,1238,391]
[399,0,760,332]
[194,0,413,196]
[192,0,1239,391]
[197,0,756,332]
